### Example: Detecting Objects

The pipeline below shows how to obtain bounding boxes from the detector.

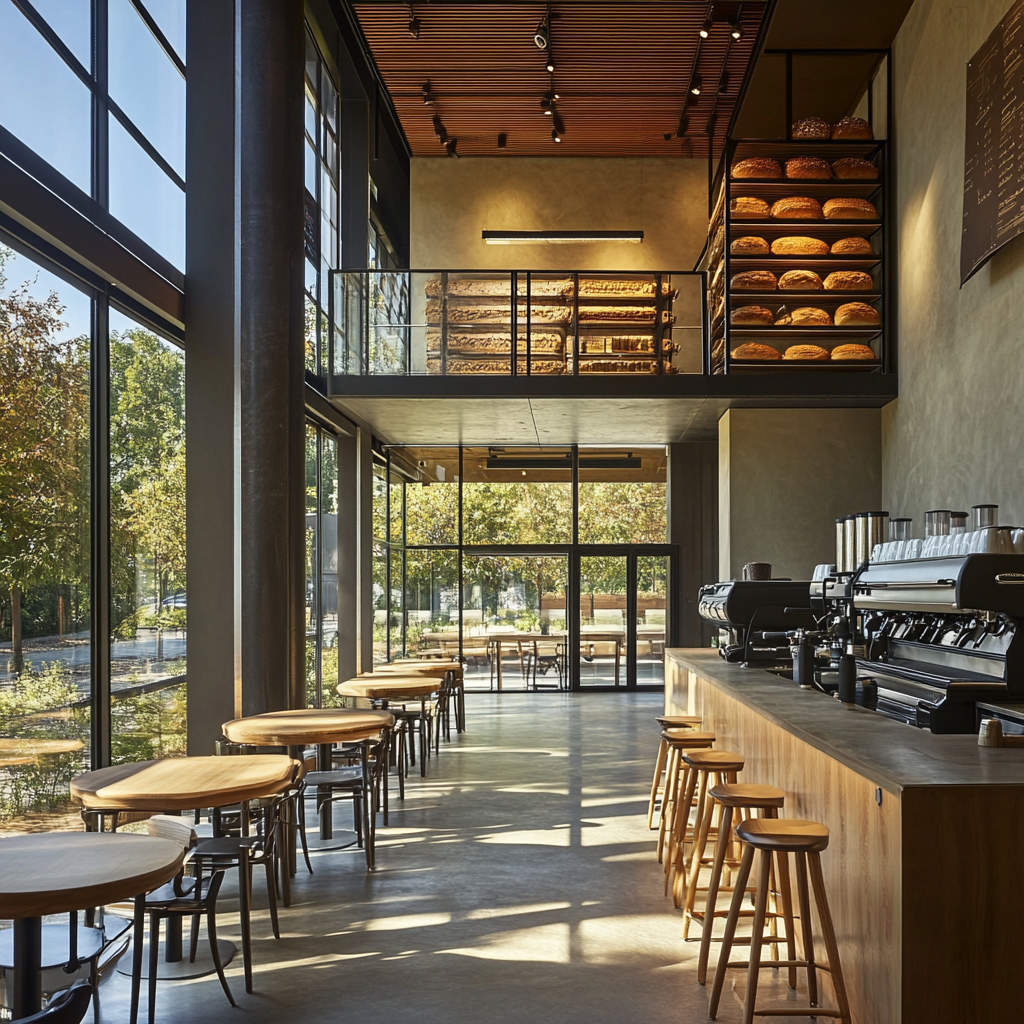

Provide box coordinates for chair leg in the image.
[264,858,281,940]
[147,915,160,1024]
[237,849,253,994]
[807,851,852,1024]
[189,913,200,963]
[697,804,733,985]
[794,851,819,1009]
[206,910,236,1008]
[741,848,773,1024]
[129,895,145,1024]
[708,842,756,1020]
[647,737,669,830]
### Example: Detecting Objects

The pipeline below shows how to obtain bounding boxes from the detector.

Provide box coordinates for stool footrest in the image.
[726,959,828,971]
[752,1009,843,1018]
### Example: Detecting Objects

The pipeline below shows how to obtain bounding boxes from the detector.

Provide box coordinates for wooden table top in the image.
[71,754,302,812]
[373,661,461,678]
[338,676,440,700]
[0,739,84,757]
[222,708,395,746]
[0,832,184,919]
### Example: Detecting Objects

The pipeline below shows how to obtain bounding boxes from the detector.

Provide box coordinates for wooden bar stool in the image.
[668,750,744,907]
[708,818,852,1024]
[656,730,716,864]
[647,715,703,829]
[694,783,792,987]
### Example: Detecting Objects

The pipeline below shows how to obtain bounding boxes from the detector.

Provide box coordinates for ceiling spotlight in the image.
[662,132,673,141]
[534,18,549,49]
[719,70,730,93]
[546,55,555,73]
[551,128,562,143]
[690,75,703,95]
[553,92,560,100]
[408,15,420,38]
[540,92,555,113]
[699,15,713,38]
[422,82,434,105]
[445,138,459,158]
[497,132,507,148]
[730,15,742,40]
[432,115,448,144]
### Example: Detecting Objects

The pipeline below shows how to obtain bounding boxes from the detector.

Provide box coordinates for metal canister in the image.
[889,518,912,542]
[972,504,998,530]
[835,518,847,573]
[843,516,857,574]
[924,510,951,537]
[855,511,889,567]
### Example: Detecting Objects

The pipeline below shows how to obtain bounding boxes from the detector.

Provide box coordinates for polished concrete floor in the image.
[96,693,826,1023]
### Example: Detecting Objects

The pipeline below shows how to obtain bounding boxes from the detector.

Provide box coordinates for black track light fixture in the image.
[690,75,703,96]
[546,54,555,73]
[551,127,563,143]
[699,14,713,38]
[676,113,689,137]
[497,132,507,148]
[432,114,448,145]
[422,81,434,105]
[408,3,420,38]
[445,138,459,158]
[541,92,556,114]
[729,14,742,39]
[663,132,673,141]
[719,70,730,93]
[534,18,550,49]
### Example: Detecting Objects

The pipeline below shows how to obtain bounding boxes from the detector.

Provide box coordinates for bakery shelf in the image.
[728,326,882,340]
[729,181,882,199]
[729,140,884,162]
[728,219,881,230]
[729,291,881,302]
[728,256,881,269]
[729,360,881,372]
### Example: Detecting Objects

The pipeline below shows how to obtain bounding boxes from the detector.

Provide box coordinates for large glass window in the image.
[0,244,92,829]
[108,308,187,763]
[0,0,186,270]
[578,447,668,543]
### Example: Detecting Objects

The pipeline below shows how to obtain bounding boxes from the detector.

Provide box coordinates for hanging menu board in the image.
[961,0,1024,284]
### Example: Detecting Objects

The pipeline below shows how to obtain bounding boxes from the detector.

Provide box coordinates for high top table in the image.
[373,660,465,732]
[71,754,302,988]
[338,676,441,777]
[221,708,395,851]
[0,832,183,1019]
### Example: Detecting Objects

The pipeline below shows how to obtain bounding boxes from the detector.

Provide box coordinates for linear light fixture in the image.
[482,230,644,244]
[485,455,642,470]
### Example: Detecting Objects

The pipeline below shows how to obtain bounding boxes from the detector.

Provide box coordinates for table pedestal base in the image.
[117,939,235,980]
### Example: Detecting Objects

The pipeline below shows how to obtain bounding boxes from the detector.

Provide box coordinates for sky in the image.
[0,0,186,270]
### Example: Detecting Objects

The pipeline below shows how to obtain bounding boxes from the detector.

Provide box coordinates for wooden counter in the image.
[665,648,1024,1024]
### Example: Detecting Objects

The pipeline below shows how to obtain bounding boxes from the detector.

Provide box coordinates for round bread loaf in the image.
[771,197,824,220]
[779,269,823,291]
[771,236,829,256]
[831,343,877,360]
[731,157,782,179]
[834,302,880,326]
[831,116,873,140]
[783,344,830,361]
[775,312,793,325]
[730,270,777,292]
[832,157,878,180]
[731,305,775,325]
[831,236,873,255]
[731,342,781,361]
[730,196,770,220]
[785,156,832,179]
[791,116,830,139]
[824,270,874,291]
[788,307,832,325]
[823,197,878,220]
[731,236,770,255]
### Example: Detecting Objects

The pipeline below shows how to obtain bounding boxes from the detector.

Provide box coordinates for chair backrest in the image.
[147,814,197,850]
[20,984,92,1024]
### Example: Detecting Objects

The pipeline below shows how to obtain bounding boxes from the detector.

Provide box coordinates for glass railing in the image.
[329,270,708,377]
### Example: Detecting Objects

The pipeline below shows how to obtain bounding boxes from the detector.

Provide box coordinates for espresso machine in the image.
[698,580,816,665]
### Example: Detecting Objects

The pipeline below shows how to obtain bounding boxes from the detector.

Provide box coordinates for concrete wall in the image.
[720,409,882,582]
[885,0,1024,526]
[410,156,709,271]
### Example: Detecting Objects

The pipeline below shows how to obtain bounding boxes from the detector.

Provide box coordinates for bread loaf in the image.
[830,236,873,255]
[787,307,832,326]
[823,270,874,291]
[731,305,775,326]
[731,342,781,361]
[832,157,878,180]
[771,236,829,255]
[770,197,824,220]
[730,236,770,255]
[427,299,571,325]
[785,156,832,179]
[425,276,571,298]
[577,278,676,299]
[834,302,880,326]
[831,116,873,140]
[731,157,782,179]
[730,196,770,220]
[783,344,830,361]
[778,269,823,291]
[791,117,831,139]
[831,343,877,361]
[823,197,878,220]
[730,270,777,292]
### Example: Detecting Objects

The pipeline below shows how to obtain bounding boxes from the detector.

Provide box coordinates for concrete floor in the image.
[96,693,827,1023]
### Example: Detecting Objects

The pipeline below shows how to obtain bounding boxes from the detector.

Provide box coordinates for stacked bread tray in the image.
[702,132,887,373]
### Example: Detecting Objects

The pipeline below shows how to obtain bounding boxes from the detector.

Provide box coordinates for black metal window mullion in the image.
[128,0,185,78]
[457,446,464,663]
[92,292,111,769]
[314,428,324,707]
[14,0,94,88]
[385,450,391,661]
[107,98,186,191]
[626,552,638,689]
[93,0,109,209]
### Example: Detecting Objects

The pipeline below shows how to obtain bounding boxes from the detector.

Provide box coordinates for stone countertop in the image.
[667,648,1024,794]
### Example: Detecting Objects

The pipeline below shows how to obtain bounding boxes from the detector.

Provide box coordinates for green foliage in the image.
[110,681,187,764]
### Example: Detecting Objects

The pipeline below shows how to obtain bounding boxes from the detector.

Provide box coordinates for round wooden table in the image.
[371,662,465,733]
[71,755,302,984]
[0,832,183,1019]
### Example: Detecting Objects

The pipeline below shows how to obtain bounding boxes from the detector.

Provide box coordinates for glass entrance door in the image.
[572,547,676,689]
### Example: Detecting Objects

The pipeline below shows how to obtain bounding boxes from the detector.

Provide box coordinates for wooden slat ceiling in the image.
[353,1,770,158]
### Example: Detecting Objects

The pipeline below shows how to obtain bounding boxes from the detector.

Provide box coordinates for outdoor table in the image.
[579,629,626,686]
[222,708,395,844]
[0,832,183,1019]
[486,632,568,689]
[70,754,301,983]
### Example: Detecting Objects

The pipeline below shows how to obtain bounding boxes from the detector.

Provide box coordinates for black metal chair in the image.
[17,983,92,1024]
